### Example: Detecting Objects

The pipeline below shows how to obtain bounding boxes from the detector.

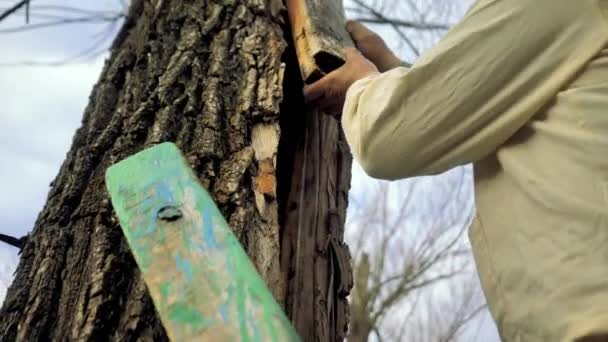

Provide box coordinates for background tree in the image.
[347,166,487,342]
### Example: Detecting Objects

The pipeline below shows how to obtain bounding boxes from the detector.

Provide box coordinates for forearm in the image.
[342,0,597,180]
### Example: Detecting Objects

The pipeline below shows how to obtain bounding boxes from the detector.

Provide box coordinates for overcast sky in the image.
[0,1,500,340]
[0,0,115,301]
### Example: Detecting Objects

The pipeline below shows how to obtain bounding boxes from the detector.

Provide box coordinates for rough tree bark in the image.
[0,0,352,341]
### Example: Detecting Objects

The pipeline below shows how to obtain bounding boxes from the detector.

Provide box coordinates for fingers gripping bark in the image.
[303,48,379,117]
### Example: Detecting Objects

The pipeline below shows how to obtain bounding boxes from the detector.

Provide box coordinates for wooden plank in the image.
[286,0,354,83]
[105,142,300,342]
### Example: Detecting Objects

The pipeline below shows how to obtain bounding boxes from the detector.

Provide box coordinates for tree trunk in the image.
[0,0,352,341]
[349,254,373,342]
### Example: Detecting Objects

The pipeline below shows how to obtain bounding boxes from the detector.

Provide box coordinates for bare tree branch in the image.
[0,0,28,22]
[351,0,421,56]
[372,327,384,342]
[0,14,123,34]
[33,5,117,15]
[439,304,488,342]
[0,233,26,249]
[353,17,449,30]
[0,2,126,66]
[370,269,462,325]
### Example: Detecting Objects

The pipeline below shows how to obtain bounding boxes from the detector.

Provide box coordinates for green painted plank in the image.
[105,142,300,342]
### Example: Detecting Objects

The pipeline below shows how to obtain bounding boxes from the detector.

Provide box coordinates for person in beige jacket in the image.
[304,1,608,341]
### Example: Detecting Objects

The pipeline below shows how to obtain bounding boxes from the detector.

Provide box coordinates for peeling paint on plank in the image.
[106,143,300,342]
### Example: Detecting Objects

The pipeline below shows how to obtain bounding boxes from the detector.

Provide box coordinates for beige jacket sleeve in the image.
[342,0,607,180]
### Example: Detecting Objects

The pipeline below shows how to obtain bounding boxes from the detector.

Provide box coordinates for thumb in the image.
[303,77,328,104]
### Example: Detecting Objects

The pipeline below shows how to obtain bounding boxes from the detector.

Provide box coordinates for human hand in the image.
[345,20,402,72]
[303,47,379,117]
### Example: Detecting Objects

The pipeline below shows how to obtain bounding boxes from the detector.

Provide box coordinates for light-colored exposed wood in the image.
[286,0,354,83]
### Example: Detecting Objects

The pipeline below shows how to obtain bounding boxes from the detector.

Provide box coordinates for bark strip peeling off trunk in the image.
[286,0,354,83]
[282,1,354,341]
